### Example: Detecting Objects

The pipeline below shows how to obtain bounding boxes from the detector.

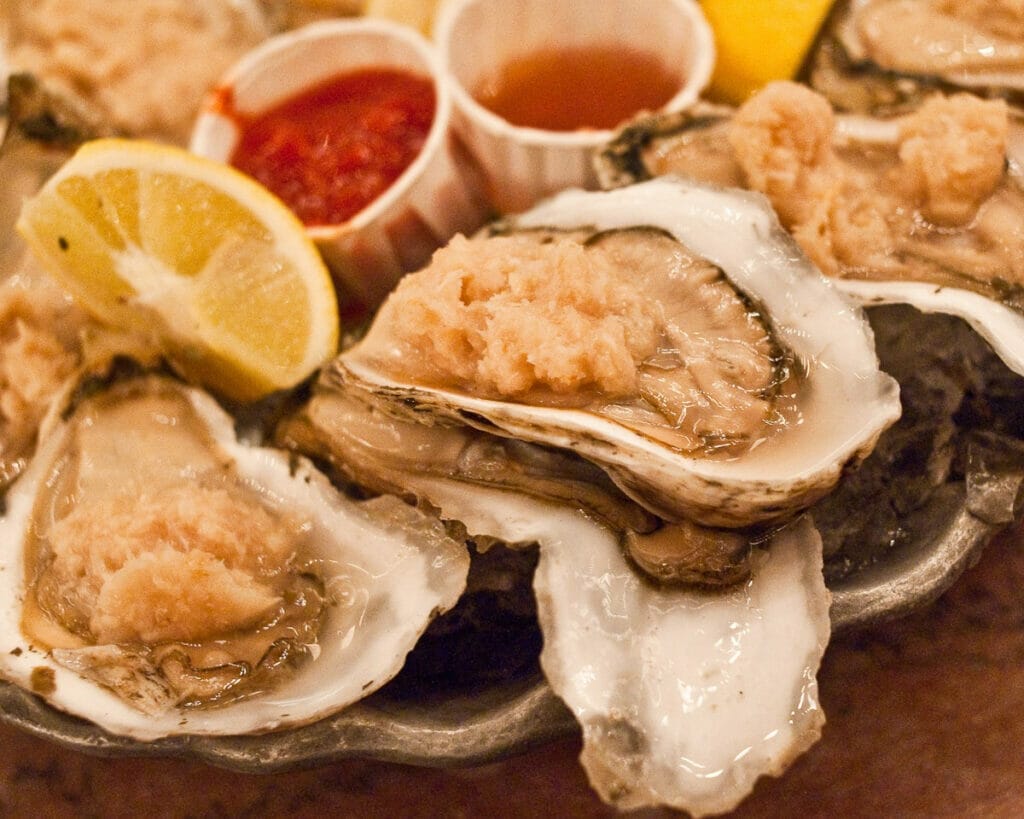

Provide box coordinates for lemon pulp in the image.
[17,139,339,402]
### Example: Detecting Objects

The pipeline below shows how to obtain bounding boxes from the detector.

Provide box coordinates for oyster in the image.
[277,387,660,535]
[597,82,1024,377]
[331,177,900,529]
[0,370,469,739]
[0,74,103,495]
[274,428,831,815]
[535,511,829,816]
[0,0,273,144]
[810,0,1024,114]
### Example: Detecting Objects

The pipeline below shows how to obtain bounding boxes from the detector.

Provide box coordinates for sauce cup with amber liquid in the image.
[434,0,714,213]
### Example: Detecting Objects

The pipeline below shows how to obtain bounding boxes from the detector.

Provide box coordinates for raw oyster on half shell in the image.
[598,82,1024,376]
[0,369,469,739]
[810,0,1024,114]
[330,177,900,529]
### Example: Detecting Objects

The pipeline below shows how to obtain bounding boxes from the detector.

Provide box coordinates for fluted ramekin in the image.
[434,0,714,213]
[191,18,490,312]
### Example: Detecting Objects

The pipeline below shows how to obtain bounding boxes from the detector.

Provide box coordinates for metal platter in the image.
[3,27,1024,775]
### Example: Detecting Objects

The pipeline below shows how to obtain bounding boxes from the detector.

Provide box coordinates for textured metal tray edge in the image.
[0,675,576,773]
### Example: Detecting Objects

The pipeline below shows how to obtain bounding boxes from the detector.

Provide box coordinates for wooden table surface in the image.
[2,522,1024,819]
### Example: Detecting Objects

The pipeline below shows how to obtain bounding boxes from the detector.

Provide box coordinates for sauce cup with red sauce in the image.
[190,19,490,313]
[434,0,715,213]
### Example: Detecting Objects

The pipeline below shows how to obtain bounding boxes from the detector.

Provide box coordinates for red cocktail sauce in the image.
[221,68,435,226]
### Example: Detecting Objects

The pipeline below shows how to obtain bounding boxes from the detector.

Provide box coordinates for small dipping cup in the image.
[434,0,715,213]
[191,19,490,312]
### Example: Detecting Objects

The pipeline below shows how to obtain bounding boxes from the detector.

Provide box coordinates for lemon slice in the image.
[17,138,339,402]
[703,0,834,104]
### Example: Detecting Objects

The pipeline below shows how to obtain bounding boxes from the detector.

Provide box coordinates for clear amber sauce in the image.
[473,45,682,132]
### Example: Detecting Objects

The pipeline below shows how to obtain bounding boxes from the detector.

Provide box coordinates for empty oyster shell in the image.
[0,370,469,739]
[332,177,900,528]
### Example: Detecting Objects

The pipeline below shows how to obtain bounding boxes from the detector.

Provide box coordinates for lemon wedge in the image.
[17,138,339,402]
[702,0,834,104]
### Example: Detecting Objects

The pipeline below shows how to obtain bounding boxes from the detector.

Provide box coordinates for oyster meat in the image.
[0,370,469,739]
[810,0,1024,113]
[597,82,1024,376]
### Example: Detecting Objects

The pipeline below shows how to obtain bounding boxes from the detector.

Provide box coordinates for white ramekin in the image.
[433,0,715,214]
[190,18,490,311]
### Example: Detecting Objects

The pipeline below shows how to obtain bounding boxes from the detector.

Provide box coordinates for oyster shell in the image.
[0,370,469,739]
[597,83,1024,377]
[535,512,829,816]
[302,461,830,816]
[0,74,103,495]
[332,177,900,528]
[810,0,1024,114]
